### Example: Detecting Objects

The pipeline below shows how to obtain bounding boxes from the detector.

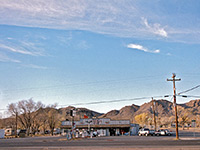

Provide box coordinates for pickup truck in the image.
[138,128,155,136]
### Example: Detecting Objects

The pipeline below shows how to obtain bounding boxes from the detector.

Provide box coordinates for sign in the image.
[191,120,196,127]
[70,110,76,117]
[62,118,130,126]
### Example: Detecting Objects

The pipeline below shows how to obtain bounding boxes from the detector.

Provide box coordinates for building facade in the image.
[61,118,139,136]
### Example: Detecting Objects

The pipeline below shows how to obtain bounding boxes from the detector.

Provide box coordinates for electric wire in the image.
[1,75,166,93]
[58,95,164,107]
[181,95,200,98]
[178,84,200,95]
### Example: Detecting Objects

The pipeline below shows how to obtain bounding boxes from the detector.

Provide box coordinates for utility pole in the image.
[167,73,181,140]
[70,109,74,139]
[70,109,76,139]
[15,111,18,138]
[152,97,157,131]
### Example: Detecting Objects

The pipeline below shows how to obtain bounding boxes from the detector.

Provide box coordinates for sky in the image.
[0,0,200,116]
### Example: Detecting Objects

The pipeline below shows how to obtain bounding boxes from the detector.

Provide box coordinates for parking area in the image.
[0,130,200,150]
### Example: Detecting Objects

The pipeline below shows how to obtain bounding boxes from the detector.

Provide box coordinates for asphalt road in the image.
[0,131,200,150]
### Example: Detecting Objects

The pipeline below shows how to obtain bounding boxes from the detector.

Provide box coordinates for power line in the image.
[179,95,200,98]
[178,84,200,95]
[1,75,165,93]
[1,81,167,101]
[58,96,164,107]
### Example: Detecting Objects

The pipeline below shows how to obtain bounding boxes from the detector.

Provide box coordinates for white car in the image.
[155,129,172,136]
[138,128,155,136]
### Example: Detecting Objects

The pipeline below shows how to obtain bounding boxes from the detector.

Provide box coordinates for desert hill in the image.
[59,106,103,120]
[100,99,200,125]
[1,99,200,129]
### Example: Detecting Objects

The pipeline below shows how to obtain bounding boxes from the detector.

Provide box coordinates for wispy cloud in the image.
[0,39,46,66]
[142,18,168,37]
[22,64,48,70]
[0,39,46,57]
[0,44,37,56]
[0,1,168,39]
[127,44,160,54]
[0,0,199,43]
[0,52,21,63]
[76,40,90,50]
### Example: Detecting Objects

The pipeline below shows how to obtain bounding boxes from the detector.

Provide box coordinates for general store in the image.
[61,118,139,136]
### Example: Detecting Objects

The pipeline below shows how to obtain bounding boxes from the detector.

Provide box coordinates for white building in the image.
[61,118,139,136]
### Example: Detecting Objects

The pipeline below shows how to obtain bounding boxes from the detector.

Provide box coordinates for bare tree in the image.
[44,103,59,136]
[7,99,44,136]
[7,103,19,136]
[35,108,48,135]
[0,113,2,129]
[40,113,48,135]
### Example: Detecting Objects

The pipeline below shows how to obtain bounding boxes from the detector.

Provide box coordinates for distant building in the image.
[61,118,139,136]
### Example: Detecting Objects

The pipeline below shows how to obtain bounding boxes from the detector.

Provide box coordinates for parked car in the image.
[45,130,50,134]
[18,129,26,137]
[163,129,173,136]
[138,128,155,136]
[155,129,172,136]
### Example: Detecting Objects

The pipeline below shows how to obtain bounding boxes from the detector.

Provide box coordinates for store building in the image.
[61,118,139,136]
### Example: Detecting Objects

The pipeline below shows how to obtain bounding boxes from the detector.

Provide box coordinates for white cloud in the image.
[0,41,46,64]
[0,0,168,39]
[0,44,36,56]
[142,18,168,37]
[22,64,48,69]
[0,52,21,63]
[0,0,199,43]
[0,42,45,56]
[127,44,160,54]
[77,40,90,50]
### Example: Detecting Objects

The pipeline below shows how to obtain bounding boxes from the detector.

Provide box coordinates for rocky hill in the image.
[58,99,200,125]
[1,99,200,129]
[59,106,103,121]
[100,99,200,124]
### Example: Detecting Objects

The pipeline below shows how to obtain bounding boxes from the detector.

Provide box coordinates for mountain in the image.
[100,99,200,124]
[99,104,139,122]
[59,106,103,121]
[180,99,200,109]
[99,110,120,118]
[1,99,200,129]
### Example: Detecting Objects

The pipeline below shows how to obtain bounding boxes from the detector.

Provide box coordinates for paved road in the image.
[179,130,200,137]
[1,134,200,150]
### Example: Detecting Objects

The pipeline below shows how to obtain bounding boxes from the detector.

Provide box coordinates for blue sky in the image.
[0,0,200,115]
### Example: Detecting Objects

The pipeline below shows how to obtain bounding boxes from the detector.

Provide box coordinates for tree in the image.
[46,104,59,136]
[135,113,149,127]
[7,99,44,136]
[179,114,189,130]
[36,108,48,135]
[0,113,2,129]
[7,103,20,136]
